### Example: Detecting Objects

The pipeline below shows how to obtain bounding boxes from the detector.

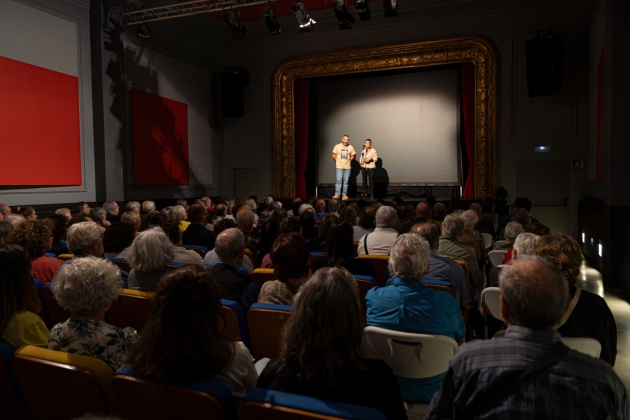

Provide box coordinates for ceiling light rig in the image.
[137,21,153,39]
[223,10,247,38]
[293,2,316,33]
[354,0,371,21]
[383,0,398,17]
[333,0,355,30]
[263,1,281,34]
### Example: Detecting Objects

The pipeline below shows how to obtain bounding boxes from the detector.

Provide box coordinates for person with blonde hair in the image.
[48,257,138,373]
[258,267,406,419]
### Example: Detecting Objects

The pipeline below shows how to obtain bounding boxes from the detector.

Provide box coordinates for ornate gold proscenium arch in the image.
[272,36,498,199]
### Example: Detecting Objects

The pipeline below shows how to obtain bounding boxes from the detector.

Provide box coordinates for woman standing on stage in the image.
[360,139,378,198]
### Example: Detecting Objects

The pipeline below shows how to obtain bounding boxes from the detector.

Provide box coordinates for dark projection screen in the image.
[316,68,460,185]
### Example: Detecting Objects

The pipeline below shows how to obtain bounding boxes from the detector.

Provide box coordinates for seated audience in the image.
[410,223,474,308]
[46,214,70,256]
[499,221,525,265]
[498,206,531,240]
[125,201,141,213]
[353,205,376,241]
[0,244,49,348]
[120,211,141,232]
[103,222,136,258]
[357,206,399,256]
[299,210,318,241]
[431,202,447,223]
[0,203,11,220]
[437,213,483,286]
[5,214,26,227]
[338,206,357,228]
[257,209,287,260]
[140,200,156,222]
[259,233,310,305]
[535,233,617,366]
[327,198,341,217]
[308,213,338,252]
[366,234,465,403]
[137,214,203,265]
[311,220,376,278]
[0,221,13,245]
[54,208,72,219]
[395,205,409,229]
[103,200,120,223]
[298,203,315,216]
[314,199,327,221]
[123,265,257,403]
[49,257,138,373]
[425,258,627,419]
[245,198,259,225]
[458,209,486,265]
[18,205,37,221]
[400,202,431,234]
[204,219,253,274]
[258,267,407,419]
[210,228,259,310]
[236,207,258,251]
[91,207,111,229]
[169,205,190,232]
[66,221,104,258]
[8,219,62,283]
[72,201,91,217]
[488,232,539,287]
[127,227,176,292]
[181,204,216,250]
[470,201,496,239]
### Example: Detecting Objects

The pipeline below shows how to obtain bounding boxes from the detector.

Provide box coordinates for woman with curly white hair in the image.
[127,227,177,292]
[48,257,138,373]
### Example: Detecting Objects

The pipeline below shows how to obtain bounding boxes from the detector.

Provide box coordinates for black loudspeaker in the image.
[221,67,250,118]
[526,30,564,98]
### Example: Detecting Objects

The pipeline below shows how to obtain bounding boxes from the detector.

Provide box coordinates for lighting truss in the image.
[124,0,279,25]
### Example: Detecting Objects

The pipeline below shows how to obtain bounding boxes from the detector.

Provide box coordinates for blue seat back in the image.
[182,244,209,253]
[241,388,387,420]
[249,303,293,312]
[45,252,57,258]
[353,275,377,287]
[220,299,250,347]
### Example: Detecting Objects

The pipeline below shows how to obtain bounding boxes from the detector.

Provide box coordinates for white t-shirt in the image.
[332,143,356,169]
[360,148,378,169]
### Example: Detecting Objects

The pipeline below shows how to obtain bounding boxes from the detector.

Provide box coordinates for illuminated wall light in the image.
[599,241,603,257]
[581,231,586,243]
[534,146,550,153]
[590,237,594,246]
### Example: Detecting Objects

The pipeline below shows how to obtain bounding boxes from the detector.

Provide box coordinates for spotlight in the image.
[293,2,316,33]
[263,6,281,34]
[333,0,355,30]
[383,0,398,17]
[224,11,247,39]
[137,22,152,39]
[355,0,371,21]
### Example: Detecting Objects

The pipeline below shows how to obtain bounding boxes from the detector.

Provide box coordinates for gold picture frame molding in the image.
[271,36,498,199]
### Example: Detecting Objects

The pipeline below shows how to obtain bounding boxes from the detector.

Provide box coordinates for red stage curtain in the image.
[461,63,476,199]
[294,79,309,198]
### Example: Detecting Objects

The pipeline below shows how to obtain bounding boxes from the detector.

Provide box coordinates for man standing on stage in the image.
[360,138,378,198]
[332,134,356,200]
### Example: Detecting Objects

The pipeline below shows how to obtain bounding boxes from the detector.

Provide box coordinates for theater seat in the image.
[42,284,71,327]
[247,303,292,360]
[357,255,390,286]
[105,289,155,332]
[12,345,113,420]
[106,257,131,273]
[182,244,208,258]
[221,299,250,347]
[354,275,377,316]
[251,268,276,288]
[57,254,73,261]
[113,365,236,420]
[0,343,27,419]
[241,388,387,420]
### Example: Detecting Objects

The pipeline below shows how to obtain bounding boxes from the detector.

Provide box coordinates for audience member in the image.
[125,201,141,213]
[103,222,136,258]
[169,205,190,233]
[499,221,525,265]
[123,265,257,403]
[140,200,156,222]
[395,205,409,229]
[8,219,62,283]
[311,220,376,278]
[258,267,407,419]
[0,244,48,348]
[353,205,376,241]
[72,201,91,217]
[0,221,13,245]
[204,219,253,274]
[298,203,315,216]
[54,208,72,219]
[210,228,259,310]
[245,198,259,225]
[5,214,26,227]
[66,222,103,258]
[259,233,310,305]
[138,214,203,265]
[314,199,326,221]
[488,232,539,287]
[103,200,120,223]
[120,211,141,232]
[0,203,11,220]
[175,198,189,211]
[308,214,338,252]
[437,214,483,286]
[299,211,318,241]
[127,227,176,292]
[425,258,627,419]
[46,214,70,256]
[18,206,37,221]
[278,218,301,235]
[410,223,474,308]
[357,206,398,256]
[535,233,617,365]
[471,201,496,238]
[459,209,485,264]
[236,207,258,251]
[338,206,358,227]
[366,234,465,403]
[401,202,431,234]
[327,198,341,217]
[182,204,215,250]
[90,207,111,229]
[432,202,447,222]
[49,257,138,373]
[214,203,230,222]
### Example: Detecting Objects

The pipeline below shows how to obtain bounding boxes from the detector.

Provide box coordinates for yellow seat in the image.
[105,289,155,332]
[251,268,276,288]
[247,303,292,360]
[358,255,390,286]
[12,345,113,419]
[57,254,74,261]
[42,285,71,327]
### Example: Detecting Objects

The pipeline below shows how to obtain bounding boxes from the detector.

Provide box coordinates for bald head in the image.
[410,222,440,250]
[415,202,431,219]
[315,199,326,211]
[499,258,569,330]
[215,228,245,262]
[236,207,255,231]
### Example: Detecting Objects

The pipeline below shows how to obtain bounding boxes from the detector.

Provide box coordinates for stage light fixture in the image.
[263,6,281,34]
[137,22,152,39]
[224,11,247,39]
[333,0,355,30]
[355,0,371,21]
[293,2,316,33]
[383,0,398,17]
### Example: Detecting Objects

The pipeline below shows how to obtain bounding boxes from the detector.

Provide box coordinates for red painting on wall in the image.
[0,56,82,186]
[132,89,189,185]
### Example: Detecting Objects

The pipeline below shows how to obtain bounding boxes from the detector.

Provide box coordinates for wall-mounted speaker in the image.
[221,66,250,118]
[526,30,564,98]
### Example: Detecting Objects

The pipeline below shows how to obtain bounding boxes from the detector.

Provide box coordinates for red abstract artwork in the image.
[132,89,189,185]
[0,56,81,186]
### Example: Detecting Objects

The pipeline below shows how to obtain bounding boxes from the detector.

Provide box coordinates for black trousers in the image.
[361,168,375,197]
